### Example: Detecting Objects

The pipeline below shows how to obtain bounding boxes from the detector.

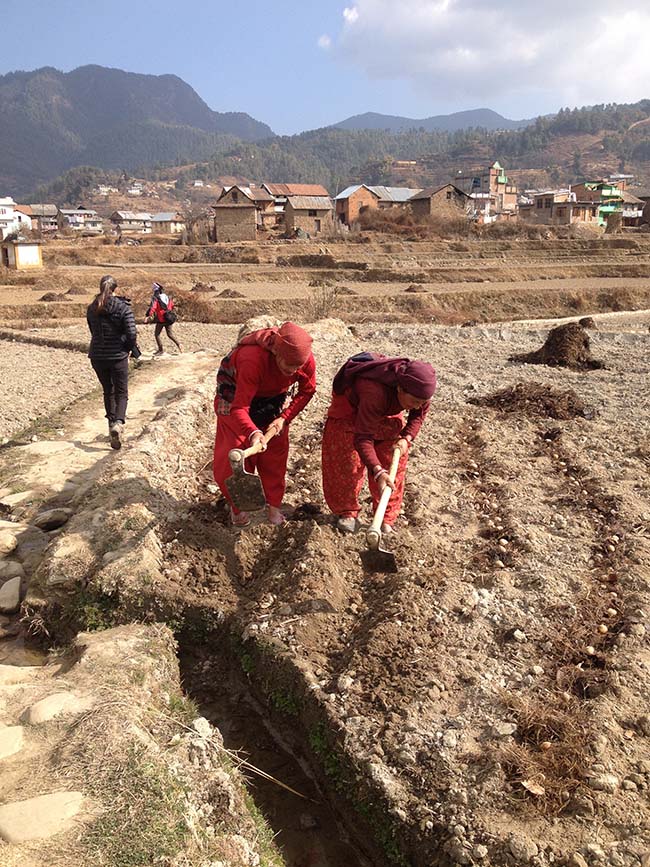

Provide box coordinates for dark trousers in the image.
[154,322,181,351]
[91,357,129,424]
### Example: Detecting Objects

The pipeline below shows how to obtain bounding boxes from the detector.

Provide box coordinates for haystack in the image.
[510,323,604,370]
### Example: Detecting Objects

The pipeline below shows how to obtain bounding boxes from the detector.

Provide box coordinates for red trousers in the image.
[321,415,408,526]
[213,406,289,511]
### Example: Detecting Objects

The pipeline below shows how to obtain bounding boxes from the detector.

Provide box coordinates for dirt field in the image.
[0,234,649,866]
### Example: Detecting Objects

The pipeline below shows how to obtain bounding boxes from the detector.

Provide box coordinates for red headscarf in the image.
[238,321,312,368]
[333,352,436,400]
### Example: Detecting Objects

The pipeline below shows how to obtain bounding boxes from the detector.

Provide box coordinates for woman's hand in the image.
[395,437,410,456]
[265,417,286,438]
[250,430,267,451]
[374,467,395,494]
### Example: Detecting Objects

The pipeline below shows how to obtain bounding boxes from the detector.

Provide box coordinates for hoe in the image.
[360,446,401,573]
[225,430,275,512]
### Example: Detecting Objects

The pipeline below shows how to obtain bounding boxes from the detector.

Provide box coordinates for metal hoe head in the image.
[360,528,397,574]
[225,451,266,512]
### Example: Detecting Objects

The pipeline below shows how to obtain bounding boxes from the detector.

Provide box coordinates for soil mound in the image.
[191,282,216,293]
[578,316,596,328]
[469,382,590,420]
[39,292,68,302]
[405,284,428,293]
[510,322,604,370]
[66,287,88,296]
[216,288,245,298]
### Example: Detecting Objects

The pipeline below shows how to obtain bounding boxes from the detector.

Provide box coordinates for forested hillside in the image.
[0,65,273,195]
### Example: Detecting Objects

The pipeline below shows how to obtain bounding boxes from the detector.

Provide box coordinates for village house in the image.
[408,184,470,218]
[570,181,623,227]
[14,205,33,232]
[284,196,334,236]
[151,212,186,234]
[126,182,143,197]
[0,197,18,240]
[1,238,43,270]
[110,211,153,233]
[94,184,119,197]
[261,183,331,223]
[453,161,518,216]
[334,185,422,225]
[29,204,58,234]
[213,185,274,242]
[518,190,600,226]
[57,206,103,233]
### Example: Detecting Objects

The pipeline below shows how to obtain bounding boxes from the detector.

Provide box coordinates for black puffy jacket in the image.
[87,295,137,362]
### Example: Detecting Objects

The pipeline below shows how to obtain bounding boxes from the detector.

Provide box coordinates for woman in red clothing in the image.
[322,352,436,534]
[213,322,316,526]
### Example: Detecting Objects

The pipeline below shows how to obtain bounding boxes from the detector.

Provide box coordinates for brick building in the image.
[409,184,470,218]
[454,161,517,216]
[28,204,58,234]
[518,190,600,226]
[334,185,421,225]
[213,185,275,241]
[284,196,334,236]
[262,183,330,224]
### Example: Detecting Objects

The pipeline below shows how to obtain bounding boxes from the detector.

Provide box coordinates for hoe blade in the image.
[224,470,266,512]
[360,545,397,574]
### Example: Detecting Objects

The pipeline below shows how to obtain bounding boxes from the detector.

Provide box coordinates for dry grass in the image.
[499,690,593,812]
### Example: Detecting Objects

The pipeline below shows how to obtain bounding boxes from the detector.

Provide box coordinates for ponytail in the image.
[94,274,118,312]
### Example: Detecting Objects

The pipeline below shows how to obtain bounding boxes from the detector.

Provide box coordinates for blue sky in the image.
[2,1,648,134]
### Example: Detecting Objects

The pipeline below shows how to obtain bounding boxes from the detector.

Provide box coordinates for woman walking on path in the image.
[213,321,316,526]
[321,352,436,534]
[145,282,182,355]
[87,274,138,450]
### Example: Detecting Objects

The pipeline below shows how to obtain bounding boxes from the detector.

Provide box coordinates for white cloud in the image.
[333,1,650,113]
[318,33,332,49]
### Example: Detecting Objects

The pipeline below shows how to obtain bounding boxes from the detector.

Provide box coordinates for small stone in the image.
[442,729,458,748]
[0,791,84,842]
[473,844,489,860]
[191,717,213,740]
[531,665,544,675]
[585,842,606,860]
[491,721,517,738]
[0,576,21,614]
[23,692,93,725]
[0,725,24,760]
[513,629,526,642]
[508,833,538,861]
[570,854,589,867]
[587,773,619,793]
[0,560,24,581]
[337,674,353,692]
[33,508,73,532]
[0,530,18,556]
[622,780,637,791]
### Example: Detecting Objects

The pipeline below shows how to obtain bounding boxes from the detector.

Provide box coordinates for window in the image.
[446,191,452,200]
[315,219,321,232]
[231,191,238,203]
[557,208,566,218]
[536,199,543,209]
[308,209,317,217]
[544,198,553,209]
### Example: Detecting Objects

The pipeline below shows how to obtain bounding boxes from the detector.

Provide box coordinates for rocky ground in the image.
[0,314,647,865]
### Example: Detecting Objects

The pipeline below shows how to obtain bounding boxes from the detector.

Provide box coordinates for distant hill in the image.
[333,108,536,133]
[0,65,274,195]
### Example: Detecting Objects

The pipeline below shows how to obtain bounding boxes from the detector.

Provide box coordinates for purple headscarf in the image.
[333,352,436,400]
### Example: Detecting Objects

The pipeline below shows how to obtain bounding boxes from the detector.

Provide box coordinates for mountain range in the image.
[0,65,274,195]
[333,109,534,133]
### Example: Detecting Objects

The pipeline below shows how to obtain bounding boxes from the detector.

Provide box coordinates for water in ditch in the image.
[181,649,373,867]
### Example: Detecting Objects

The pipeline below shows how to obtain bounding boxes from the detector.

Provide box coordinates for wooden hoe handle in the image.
[366,446,401,550]
[228,429,276,466]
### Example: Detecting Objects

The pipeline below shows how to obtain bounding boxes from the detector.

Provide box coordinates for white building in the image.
[57,207,103,233]
[0,197,18,239]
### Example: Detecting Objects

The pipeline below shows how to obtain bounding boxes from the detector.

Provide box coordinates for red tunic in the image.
[213,344,316,510]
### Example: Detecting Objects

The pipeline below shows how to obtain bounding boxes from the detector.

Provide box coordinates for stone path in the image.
[0,351,219,864]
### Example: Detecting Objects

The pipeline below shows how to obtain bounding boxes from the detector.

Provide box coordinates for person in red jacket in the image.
[213,322,316,526]
[322,352,436,534]
[145,283,182,354]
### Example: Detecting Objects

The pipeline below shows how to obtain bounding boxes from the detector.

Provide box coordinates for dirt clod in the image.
[38,293,68,302]
[469,382,590,420]
[510,322,604,370]
[216,288,245,298]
